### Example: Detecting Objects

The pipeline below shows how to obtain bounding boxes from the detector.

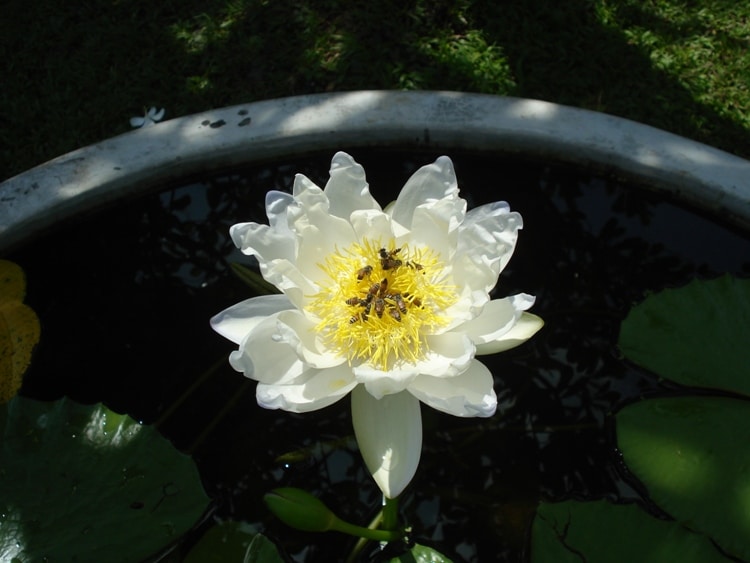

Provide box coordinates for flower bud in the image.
[264,488,338,532]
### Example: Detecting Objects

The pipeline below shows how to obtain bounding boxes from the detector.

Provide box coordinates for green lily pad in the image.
[388,543,453,562]
[531,499,727,563]
[617,396,750,561]
[0,397,210,562]
[619,276,750,397]
[184,521,267,563]
[243,533,285,563]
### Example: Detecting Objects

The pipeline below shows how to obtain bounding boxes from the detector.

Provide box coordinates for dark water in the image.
[11,151,750,562]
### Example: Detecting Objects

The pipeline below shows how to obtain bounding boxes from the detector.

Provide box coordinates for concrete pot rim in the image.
[2,90,749,251]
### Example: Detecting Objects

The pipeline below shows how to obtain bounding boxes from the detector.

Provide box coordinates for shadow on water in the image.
[10,150,750,561]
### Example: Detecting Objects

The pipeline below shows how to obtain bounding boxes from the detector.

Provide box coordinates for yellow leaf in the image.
[0,259,26,304]
[0,260,41,403]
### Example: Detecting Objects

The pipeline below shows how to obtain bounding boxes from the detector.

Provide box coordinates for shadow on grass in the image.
[468,0,750,157]
[1,0,749,181]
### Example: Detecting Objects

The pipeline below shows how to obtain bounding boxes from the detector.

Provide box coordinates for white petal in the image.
[349,209,396,243]
[230,191,296,262]
[265,190,295,229]
[129,116,145,128]
[276,310,346,369]
[149,107,165,121]
[256,364,357,413]
[228,315,307,384]
[440,282,490,328]
[231,221,296,265]
[353,363,419,398]
[476,312,544,355]
[409,359,497,417]
[460,294,542,354]
[415,332,475,377]
[407,195,466,262]
[324,152,381,218]
[291,173,328,210]
[293,205,357,283]
[461,296,521,344]
[351,386,422,498]
[389,156,459,229]
[454,201,523,292]
[252,259,317,311]
[210,294,294,344]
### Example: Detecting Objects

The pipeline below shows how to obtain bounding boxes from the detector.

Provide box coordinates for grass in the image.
[1,0,749,181]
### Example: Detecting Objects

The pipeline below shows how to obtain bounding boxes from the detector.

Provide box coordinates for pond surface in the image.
[11,151,750,562]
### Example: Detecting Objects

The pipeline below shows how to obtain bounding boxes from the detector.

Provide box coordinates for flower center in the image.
[307,239,455,371]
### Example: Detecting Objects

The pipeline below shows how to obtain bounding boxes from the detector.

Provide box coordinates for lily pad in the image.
[388,543,454,562]
[244,533,285,563]
[531,499,727,563]
[0,397,210,562]
[617,396,750,561]
[0,260,40,403]
[619,276,750,397]
[184,521,267,563]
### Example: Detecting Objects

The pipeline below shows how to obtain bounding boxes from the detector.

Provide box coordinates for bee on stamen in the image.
[349,313,361,324]
[345,296,363,306]
[391,293,407,314]
[411,297,422,308]
[368,282,381,297]
[374,297,386,318]
[378,278,388,296]
[356,264,373,280]
[379,248,402,270]
[407,260,423,271]
[362,299,372,320]
[388,307,402,322]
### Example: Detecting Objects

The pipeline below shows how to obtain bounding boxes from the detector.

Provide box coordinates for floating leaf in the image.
[385,543,454,562]
[531,499,727,563]
[184,521,273,563]
[244,533,285,563]
[619,276,750,397]
[617,396,750,561]
[0,260,40,402]
[0,397,210,562]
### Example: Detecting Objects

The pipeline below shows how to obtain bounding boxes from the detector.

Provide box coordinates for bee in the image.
[379,248,402,270]
[347,286,378,322]
[388,308,402,322]
[407,260,423,271]
[391,293,407,314]
[374,297,386,318]
[367,281,381,298]
[411,296,422,308]
[356,264,373,280]
[362,298,373,320]
[378,277,388,296]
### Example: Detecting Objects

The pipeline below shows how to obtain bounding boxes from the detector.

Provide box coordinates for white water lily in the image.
[129,106,165,128]
[211,152,543,498]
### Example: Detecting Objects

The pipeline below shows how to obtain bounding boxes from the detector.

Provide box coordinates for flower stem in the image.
[344,500,404,563]
[381,496,399,531]
[333,517,401,542]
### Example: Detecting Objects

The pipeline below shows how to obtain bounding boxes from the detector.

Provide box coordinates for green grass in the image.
[2,0,749,181]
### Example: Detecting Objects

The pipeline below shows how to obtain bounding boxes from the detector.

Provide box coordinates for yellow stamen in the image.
[307,239,455,371]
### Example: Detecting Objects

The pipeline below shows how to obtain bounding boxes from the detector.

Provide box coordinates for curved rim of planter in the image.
[2,90,749,252]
